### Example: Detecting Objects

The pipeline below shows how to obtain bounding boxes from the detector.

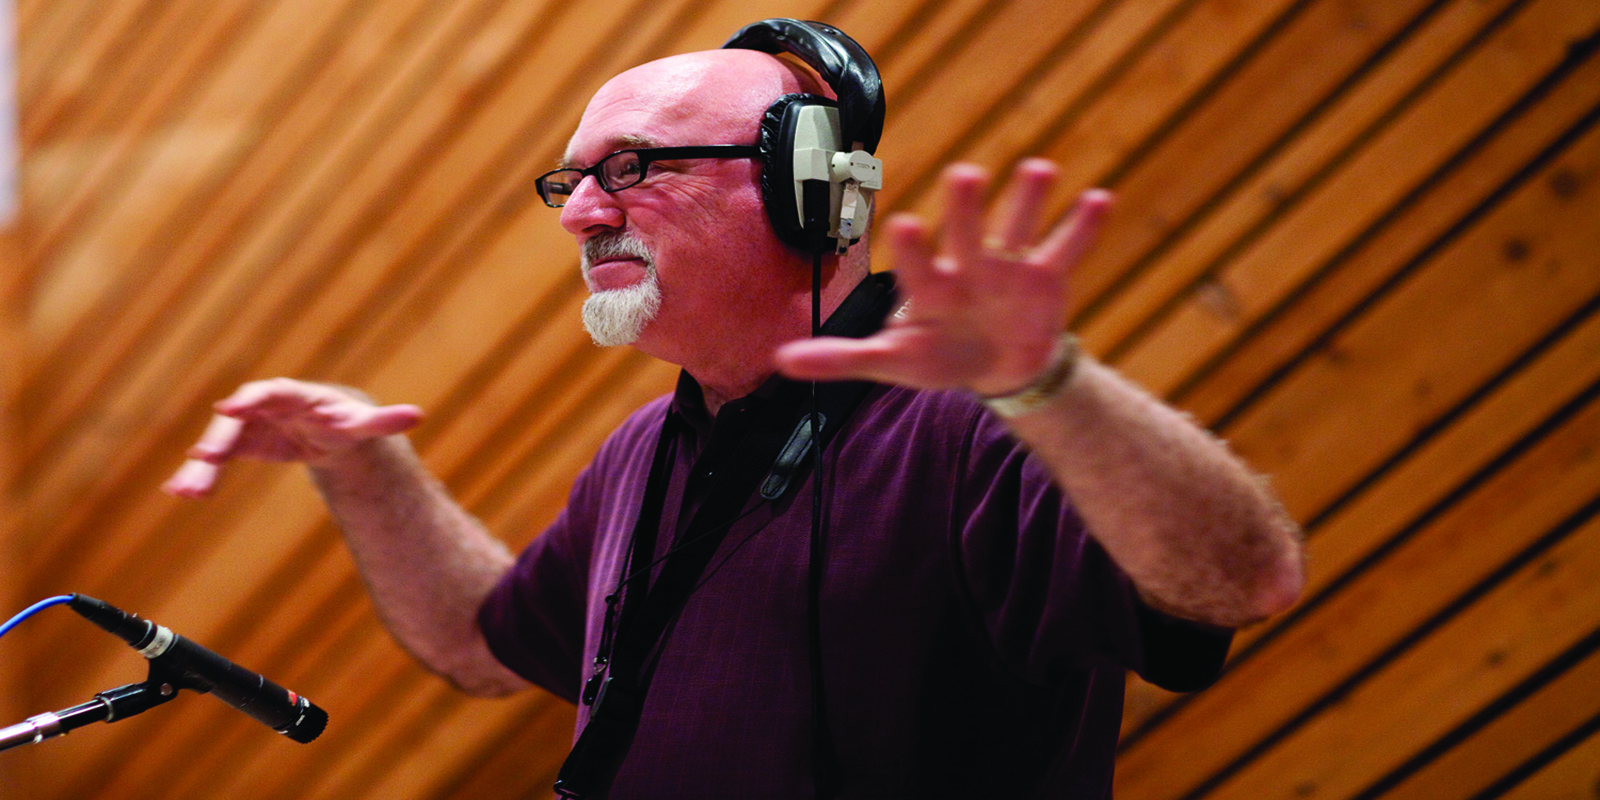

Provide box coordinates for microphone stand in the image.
[0,660,183,753]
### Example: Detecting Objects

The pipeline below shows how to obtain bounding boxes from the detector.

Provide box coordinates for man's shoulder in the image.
[616,391,675,431]
[854,384,1012,445]
[590,392,674,463]
[847,384,1048,494]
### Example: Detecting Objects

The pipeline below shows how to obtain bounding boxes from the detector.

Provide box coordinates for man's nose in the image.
[559,175,624,235]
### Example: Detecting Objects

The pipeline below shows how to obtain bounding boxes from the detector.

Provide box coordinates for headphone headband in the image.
[722,19,885,154]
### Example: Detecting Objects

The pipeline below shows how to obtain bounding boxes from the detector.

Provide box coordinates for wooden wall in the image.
[3,0,1598,798]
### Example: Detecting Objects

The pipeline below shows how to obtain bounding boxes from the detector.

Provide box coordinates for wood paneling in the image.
[2,0,1596,798]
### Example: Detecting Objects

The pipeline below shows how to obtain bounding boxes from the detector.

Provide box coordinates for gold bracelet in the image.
[980,333,1081,418]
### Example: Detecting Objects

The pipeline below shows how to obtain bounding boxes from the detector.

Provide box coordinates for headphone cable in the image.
[808,245,840,800]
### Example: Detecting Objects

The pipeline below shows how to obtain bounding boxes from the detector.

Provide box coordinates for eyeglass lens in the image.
[538,151,646,207]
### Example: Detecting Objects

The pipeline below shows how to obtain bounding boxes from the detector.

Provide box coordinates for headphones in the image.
[722,19,886,254]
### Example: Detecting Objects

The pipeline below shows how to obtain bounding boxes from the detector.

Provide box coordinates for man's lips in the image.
[585,258,647,291]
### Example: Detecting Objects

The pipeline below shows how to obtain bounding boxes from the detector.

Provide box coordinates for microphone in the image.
[67,594,328,743]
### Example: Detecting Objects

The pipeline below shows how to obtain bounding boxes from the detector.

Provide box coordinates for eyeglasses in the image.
[535,145,764,208]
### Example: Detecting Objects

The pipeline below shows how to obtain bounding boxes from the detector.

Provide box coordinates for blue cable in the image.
[0,595,74,640]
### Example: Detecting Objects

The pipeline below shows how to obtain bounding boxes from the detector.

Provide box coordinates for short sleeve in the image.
[952,407,1231,692]
[478,500,594,704]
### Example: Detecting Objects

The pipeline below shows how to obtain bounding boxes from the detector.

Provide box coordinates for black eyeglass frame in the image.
[535,145,764,208]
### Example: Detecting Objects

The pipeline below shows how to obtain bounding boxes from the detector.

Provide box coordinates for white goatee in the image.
[580,232,661,347]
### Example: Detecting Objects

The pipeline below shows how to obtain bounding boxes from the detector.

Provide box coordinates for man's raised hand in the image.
[776,158,1110,397]
[162,379,424,498]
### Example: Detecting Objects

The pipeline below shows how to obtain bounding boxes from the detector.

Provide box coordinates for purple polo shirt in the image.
[479,373,1229,798]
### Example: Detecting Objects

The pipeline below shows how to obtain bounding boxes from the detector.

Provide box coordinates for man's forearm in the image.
[1002,355,1305,627]
[309,436,528,696]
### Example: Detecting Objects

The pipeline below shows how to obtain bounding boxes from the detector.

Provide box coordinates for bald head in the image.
[567,50,827,163]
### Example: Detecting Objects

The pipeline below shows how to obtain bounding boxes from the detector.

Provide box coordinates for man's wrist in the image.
[980,332,1082,419]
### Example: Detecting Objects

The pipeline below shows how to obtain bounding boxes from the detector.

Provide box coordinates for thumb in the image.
[775,336,909,383]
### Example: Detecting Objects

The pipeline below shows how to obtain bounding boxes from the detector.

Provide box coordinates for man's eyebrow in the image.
[558,134,660,169]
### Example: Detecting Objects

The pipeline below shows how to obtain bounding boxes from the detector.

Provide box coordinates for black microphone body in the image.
[68,594,327,743]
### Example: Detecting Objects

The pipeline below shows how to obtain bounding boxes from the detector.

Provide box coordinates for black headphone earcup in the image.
[728,19,883,254]
[758,93,838,251]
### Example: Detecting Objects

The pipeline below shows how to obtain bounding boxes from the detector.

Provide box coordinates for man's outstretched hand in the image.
[776,159,1110,397]
[163,379,424,498]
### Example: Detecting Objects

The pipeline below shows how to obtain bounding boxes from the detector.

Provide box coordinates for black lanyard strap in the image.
[557,386,832,799]
[555,274,896,799]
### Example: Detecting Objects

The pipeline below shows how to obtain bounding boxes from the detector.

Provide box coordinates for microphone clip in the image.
[0,662,182,753]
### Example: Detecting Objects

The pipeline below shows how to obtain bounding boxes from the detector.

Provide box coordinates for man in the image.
[165,39,1302,799]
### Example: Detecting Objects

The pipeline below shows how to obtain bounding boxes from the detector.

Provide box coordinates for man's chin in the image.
[581,284,661,347]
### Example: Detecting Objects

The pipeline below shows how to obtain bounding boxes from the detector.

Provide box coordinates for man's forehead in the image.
[560,50,810,165]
